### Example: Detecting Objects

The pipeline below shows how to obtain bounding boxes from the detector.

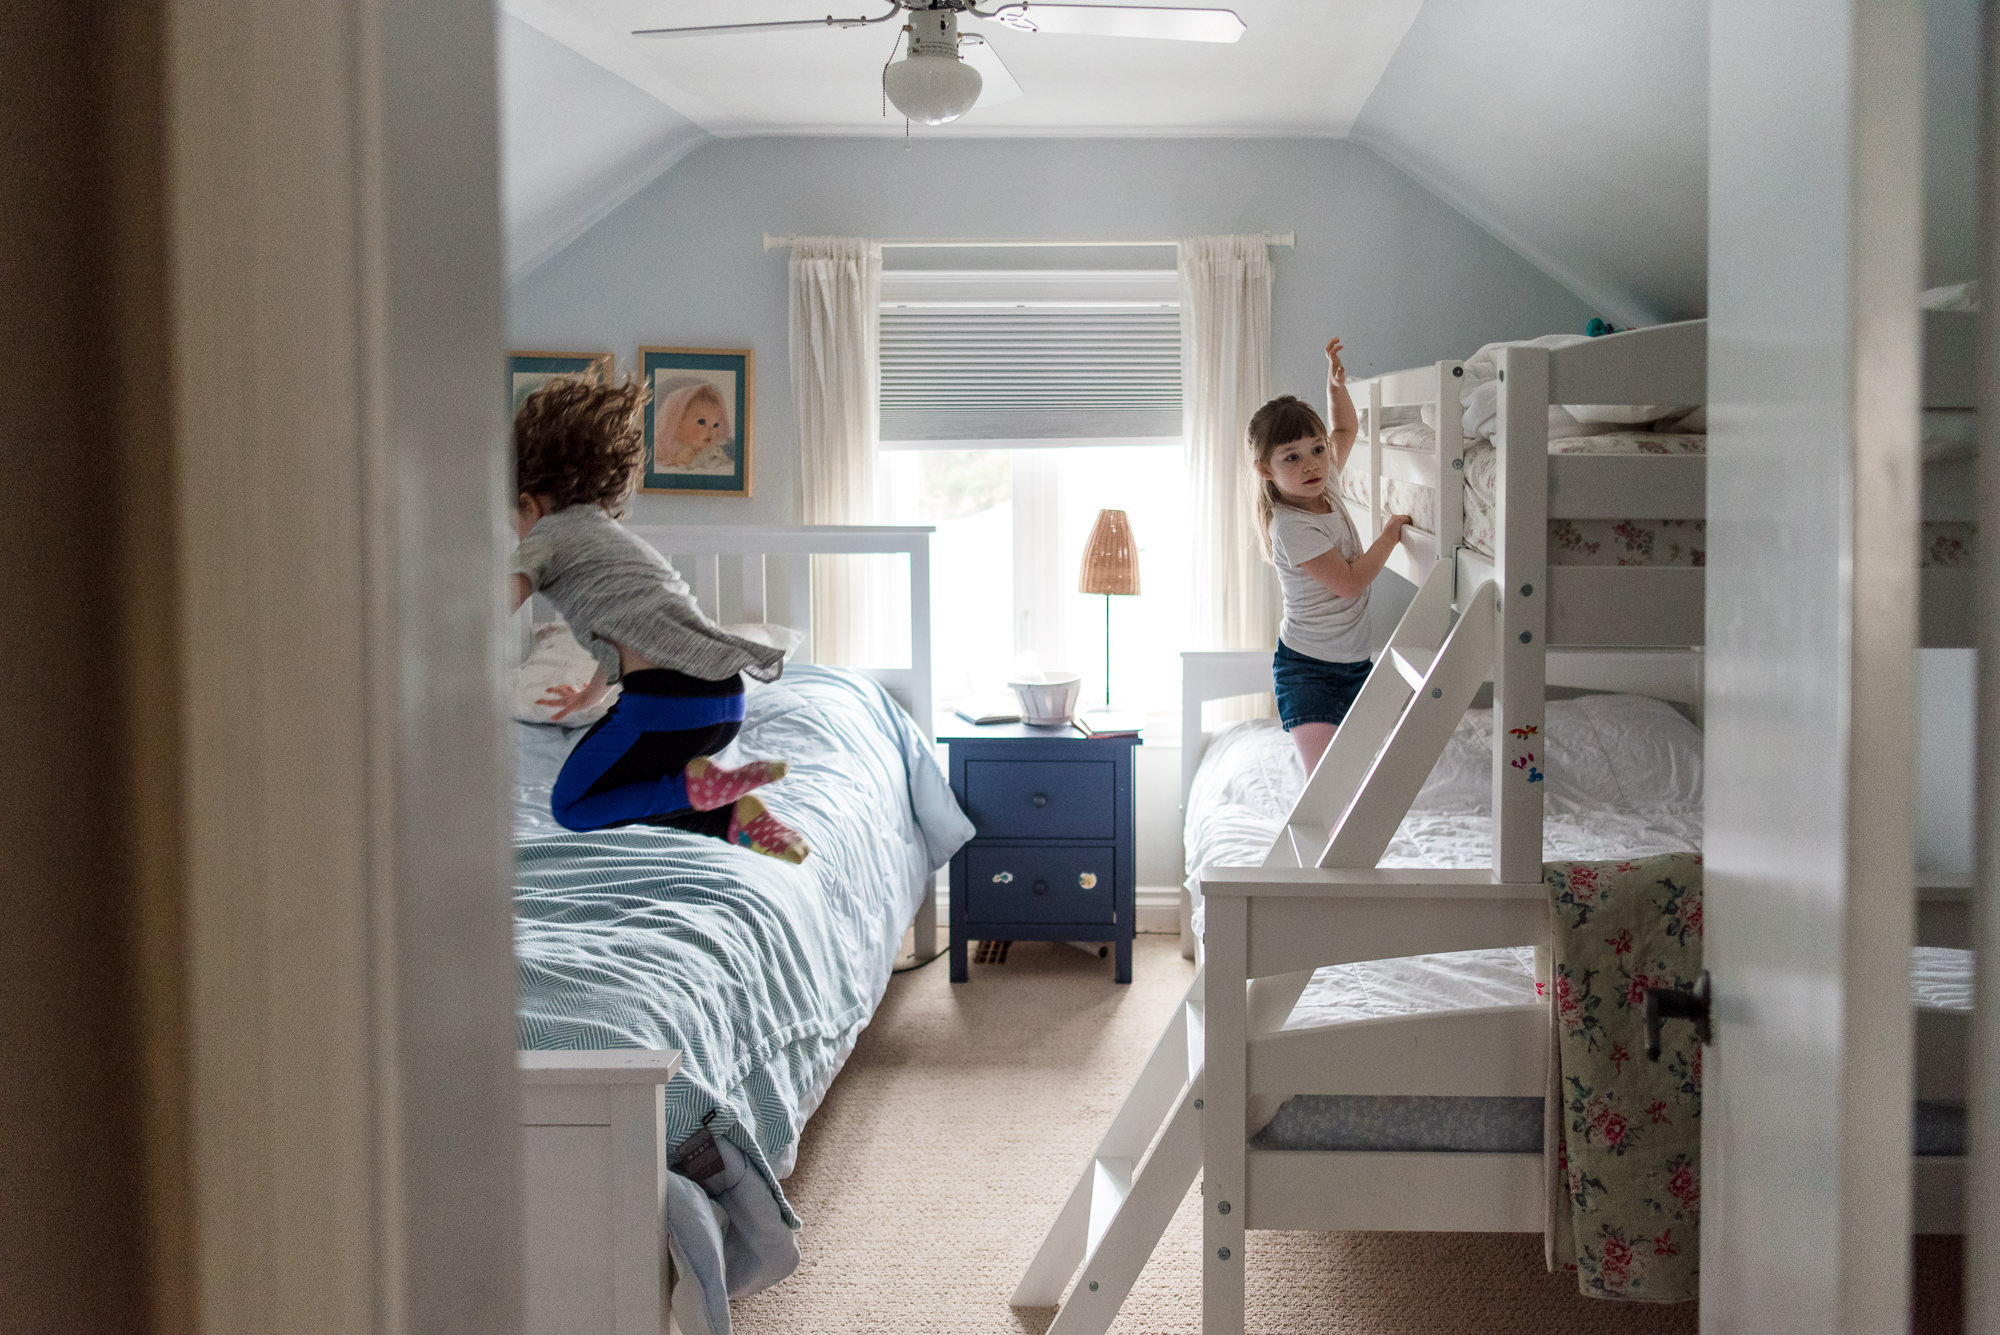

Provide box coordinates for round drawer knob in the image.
[1032,880,1049,896]
[1031,793,1048,808]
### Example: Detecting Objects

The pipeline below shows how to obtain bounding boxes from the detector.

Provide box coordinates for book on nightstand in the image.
[953,702,1021,726]
[1072,713,1144,739]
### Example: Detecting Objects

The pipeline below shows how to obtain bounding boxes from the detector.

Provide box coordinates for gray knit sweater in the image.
[511,505,786,684]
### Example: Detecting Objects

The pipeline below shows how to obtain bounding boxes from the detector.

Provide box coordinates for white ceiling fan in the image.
[630,3,1248,127]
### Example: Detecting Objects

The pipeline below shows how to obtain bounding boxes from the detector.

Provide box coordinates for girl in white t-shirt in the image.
[1250,337,1412,772]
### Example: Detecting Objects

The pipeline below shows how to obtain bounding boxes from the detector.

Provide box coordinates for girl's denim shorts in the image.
[1272,640,1373,731]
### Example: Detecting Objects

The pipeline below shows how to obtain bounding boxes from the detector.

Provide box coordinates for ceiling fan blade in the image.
[633,5,901,38]
[957,33,1025,107]
[980,3,1245,43]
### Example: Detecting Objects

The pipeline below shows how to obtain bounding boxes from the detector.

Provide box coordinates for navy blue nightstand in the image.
[937,720,1142,984]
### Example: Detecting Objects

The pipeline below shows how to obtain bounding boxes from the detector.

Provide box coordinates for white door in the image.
[1705,2,1926,1330]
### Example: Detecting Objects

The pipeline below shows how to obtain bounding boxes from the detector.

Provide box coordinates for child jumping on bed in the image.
[1251,337,1413,774]
[509,375,809,863]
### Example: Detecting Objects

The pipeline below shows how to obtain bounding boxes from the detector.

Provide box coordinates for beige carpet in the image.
[733,935,1959,1334]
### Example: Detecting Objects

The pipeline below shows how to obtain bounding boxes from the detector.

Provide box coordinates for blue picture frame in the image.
[639,346,753,498]
[507,350,612,423]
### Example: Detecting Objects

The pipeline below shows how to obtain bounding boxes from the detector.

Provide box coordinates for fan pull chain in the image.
[882,22,913,149]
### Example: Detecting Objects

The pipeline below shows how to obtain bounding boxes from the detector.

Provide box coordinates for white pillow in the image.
[1461,379,1620,442]
[1567,402,1698,426]
[513,622,619,726]
[720,622,807,660]
[512,620,807,726]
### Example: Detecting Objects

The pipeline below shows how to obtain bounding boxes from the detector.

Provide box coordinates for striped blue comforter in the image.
[513,666,972,1228]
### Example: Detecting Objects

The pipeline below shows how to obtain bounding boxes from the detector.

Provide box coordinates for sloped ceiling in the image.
[499,12,711,279]
[499,0,1722,322]
[1352,0,1708,328]
[500,0,1424,137]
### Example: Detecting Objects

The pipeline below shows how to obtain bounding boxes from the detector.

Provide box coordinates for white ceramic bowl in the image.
[1007,670,1083,727]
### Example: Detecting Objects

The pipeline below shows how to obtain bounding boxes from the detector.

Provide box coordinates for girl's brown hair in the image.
[1246,394,1329,560]
[514,374,652,515]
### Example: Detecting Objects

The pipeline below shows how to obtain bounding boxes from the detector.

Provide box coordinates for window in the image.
[879,269,1188,715]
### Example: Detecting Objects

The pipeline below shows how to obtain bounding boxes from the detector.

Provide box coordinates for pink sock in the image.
[684,755,788,812]
[725,795,810,865]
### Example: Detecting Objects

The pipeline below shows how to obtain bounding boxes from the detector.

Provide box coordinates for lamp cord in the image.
[1103,593,1112,711]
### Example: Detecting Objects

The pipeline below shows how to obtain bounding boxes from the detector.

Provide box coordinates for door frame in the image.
[1705,1,1925,1329]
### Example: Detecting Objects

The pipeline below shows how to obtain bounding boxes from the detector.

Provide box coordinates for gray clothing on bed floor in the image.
[512,504,786,684]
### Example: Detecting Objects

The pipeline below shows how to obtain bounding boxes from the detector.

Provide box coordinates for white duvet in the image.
[1185,692,1970,1026]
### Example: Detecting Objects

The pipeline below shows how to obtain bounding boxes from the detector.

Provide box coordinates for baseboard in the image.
[1135,884,1184,934]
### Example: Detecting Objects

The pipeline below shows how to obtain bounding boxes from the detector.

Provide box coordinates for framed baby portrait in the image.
[639,345,753,497]
[507,350,612,421]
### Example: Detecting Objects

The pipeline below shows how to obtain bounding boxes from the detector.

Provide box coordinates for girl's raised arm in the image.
[1325,337,1359,471]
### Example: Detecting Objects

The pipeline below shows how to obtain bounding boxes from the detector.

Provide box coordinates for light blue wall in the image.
[1353,0,1708,327]
[508,135,1598,526]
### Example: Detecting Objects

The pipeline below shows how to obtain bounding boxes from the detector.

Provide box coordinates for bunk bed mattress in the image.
[512,665,973,1281]
[1185,695,1973,1154]
[1340,426,1975,569]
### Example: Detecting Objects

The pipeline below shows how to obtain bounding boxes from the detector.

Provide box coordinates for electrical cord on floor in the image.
[891,947,948,975]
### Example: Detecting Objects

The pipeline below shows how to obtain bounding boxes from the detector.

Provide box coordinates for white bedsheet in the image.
[1186,692,1971,1026]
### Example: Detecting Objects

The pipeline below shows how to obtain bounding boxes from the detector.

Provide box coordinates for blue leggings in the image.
[550,669,745,835]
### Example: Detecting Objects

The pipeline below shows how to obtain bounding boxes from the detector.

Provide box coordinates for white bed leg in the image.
[913,872,939,960]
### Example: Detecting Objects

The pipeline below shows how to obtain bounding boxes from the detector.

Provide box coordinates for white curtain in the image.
[788,237,884,665]
[1179,235,1281,664]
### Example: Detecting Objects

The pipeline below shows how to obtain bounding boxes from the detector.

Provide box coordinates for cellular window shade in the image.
[879,305,1182,444]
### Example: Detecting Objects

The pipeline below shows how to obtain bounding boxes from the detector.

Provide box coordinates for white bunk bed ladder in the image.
[1010,976,1206,1332]
[1267,561,1497,871]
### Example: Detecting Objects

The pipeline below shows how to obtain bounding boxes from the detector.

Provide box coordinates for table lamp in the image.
[1077,508,1141,710]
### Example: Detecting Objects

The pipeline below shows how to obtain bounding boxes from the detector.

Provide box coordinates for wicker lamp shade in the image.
[1078,509,1141,596]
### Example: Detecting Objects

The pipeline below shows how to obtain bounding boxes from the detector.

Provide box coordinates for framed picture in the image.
[508,350,612,421]
[639,346,753,497]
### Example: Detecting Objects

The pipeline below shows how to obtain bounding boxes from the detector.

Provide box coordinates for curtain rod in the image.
[762,232,1296,251]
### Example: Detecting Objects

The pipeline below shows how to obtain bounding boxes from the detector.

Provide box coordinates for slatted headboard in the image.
[523,523,936,727]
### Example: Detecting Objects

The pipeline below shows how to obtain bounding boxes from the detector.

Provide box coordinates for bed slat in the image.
[1249,1004,1547,1099]
[740,553,767,622]
[1244,1151,1544,1232]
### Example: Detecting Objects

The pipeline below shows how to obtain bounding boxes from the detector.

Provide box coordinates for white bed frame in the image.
[515,523,937,1335]
[1018,325,1971,1334]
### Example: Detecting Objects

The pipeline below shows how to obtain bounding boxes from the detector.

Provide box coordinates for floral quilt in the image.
[1543,852,1704,1303]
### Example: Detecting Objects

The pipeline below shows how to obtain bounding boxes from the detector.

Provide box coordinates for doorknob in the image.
[1644,971,1711,1061]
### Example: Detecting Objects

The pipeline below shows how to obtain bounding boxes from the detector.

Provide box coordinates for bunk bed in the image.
[1014,321,1975,1334]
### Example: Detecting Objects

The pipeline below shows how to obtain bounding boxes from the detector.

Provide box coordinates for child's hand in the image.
[1384,512,1413,539]
[539,683,590,722]
[1325,337,1349,390]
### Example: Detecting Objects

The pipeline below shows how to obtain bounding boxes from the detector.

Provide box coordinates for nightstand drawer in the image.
[965,845,1115,924]
[963,760,1115,840]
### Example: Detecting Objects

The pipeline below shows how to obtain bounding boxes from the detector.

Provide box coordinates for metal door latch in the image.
[1644,971,1711,1061]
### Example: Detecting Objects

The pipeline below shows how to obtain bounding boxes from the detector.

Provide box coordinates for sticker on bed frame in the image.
[1511,752,1545,783]
[992,871,1014,883]
[1078,872,1098,889]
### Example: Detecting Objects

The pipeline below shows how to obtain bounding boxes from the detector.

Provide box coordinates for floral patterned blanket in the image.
[1543,852,1703,1303]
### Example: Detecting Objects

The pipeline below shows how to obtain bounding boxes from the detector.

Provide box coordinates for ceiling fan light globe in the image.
[884,52,984,125]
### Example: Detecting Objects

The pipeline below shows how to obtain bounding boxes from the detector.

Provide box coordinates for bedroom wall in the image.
[508,134,1599,531]
[511,134,1584,893]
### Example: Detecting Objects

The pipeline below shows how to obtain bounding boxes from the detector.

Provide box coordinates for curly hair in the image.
[1246,394,1329,561]
[514,374,651,514]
